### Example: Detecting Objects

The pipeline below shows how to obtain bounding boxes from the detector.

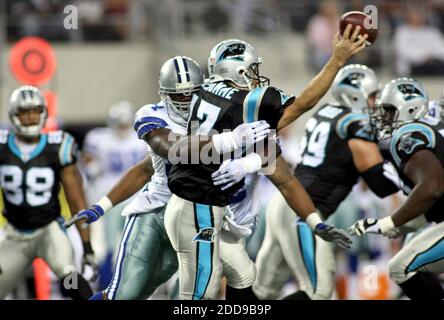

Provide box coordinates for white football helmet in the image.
[159,56,204,126]
[107,101,135,130]
[208,39,269,89]
[373,78,428,139]
[8,85,48,138]
[331,64,379,113]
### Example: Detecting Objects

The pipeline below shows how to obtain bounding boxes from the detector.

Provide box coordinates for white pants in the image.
[0,220,75,299]
[389,220,444,284]
[220,227,256,289]
[253,192,335,300]
[164,194,226,300]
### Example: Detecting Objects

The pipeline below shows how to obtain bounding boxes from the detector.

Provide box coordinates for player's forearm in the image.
[278,57,345,130]
[277,179,317,220]
[107,157,153,206]
[390,182,442,227]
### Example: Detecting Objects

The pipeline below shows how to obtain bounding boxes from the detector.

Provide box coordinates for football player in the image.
[0,86,95,299]
[67,56,268,300]
[427,88,444,120]
[251,65,400,300]
[349,78,444,300]
[82,101,146,282]
[165,24,367,300]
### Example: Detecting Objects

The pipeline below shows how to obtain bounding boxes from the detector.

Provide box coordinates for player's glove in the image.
[212,120,270,154]
[81,242,99,282]
[212,153,262,190]
[348,216,397,237]
[64,204,105,228]
[314,223,353,249]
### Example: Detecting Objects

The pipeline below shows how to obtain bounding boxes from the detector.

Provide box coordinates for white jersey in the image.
[428,100,442,120]
[83,127,147,203]
[122,101,186,215]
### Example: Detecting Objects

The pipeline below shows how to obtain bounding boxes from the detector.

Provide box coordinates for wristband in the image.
[96,196,113,212]
[212,132,239,154]
[239,152,263,174]
[305,212,323,231]
[379,216,395,235]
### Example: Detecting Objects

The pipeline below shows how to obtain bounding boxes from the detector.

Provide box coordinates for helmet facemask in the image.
[160,86,198,126]
[240,61,270,90]
[10,105,47,138]
[371,104,400,140]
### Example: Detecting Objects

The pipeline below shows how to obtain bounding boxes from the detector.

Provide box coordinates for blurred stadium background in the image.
[0,0,443,300]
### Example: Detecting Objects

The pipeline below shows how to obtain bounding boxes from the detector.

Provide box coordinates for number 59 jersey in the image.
[294,103,375,217]
[0,130,78,229]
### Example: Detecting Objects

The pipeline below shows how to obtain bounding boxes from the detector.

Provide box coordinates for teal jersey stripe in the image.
[335,113,367,140]
[8,133,48,162]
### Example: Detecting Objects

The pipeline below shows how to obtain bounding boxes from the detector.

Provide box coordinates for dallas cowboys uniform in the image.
[0,130,78,298]
[165,81,294,300]
[104,101,182,300]
[386,117,444,285]
[254,103,397,299]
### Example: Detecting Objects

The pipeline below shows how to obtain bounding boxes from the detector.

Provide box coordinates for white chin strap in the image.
[12,116,42,137]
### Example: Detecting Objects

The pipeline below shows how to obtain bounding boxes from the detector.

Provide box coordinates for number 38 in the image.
[0,165,54,206]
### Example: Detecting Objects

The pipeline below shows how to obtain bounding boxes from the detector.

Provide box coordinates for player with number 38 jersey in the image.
[0,86,95,300]
[0,129,76,229]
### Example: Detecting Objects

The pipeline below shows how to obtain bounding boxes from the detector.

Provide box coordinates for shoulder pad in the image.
[134,104,169,139]
[47,130,64,144]
[390,123,436,167]
[335,112,368,140]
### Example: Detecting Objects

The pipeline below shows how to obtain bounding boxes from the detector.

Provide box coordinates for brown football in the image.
[339,11,378,45]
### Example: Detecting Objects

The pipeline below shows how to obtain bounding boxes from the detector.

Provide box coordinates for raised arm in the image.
[277,25,368,130]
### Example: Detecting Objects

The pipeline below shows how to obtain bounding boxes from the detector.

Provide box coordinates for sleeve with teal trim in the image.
[258,87,294,129]
[242,86,294,128]
[58,132,78,167]
[335,112,376,141]
[391,124,436,168]
[134,105,169,140]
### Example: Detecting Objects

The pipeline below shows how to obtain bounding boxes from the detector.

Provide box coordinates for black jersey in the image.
[389,118,444,223]
[294,103,375,218]
[0,130,78,229]
[168,81,294,206]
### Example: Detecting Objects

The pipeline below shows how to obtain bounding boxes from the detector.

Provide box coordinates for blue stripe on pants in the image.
[192,203,213,300]
[406,237,444,273]
[297,221,317,291]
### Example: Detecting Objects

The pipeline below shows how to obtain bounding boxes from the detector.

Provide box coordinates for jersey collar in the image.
[8,133,48,163]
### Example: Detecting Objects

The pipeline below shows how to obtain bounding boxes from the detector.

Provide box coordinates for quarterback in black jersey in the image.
[253,65,400,300]
[0,86,95,299]
[350,78,444,300]
[165,25,369,300]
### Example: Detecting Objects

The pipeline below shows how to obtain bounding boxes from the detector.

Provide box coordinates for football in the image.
[339,11,378,45]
